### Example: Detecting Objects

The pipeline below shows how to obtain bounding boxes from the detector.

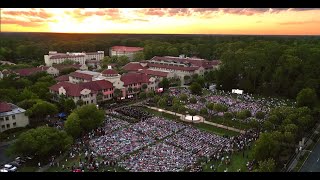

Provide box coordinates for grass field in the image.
[207,116,251,130]
[194,123,240,137]
[202,146,254,172]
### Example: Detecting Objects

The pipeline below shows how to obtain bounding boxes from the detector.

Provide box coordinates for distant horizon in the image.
[1,8,320,35]
[1,31,320,36]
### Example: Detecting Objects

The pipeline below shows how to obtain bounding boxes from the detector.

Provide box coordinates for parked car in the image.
[8,166,17,172]
[0,168,8,172]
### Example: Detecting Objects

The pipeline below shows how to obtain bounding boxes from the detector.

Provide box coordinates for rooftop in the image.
[111,46,144,52]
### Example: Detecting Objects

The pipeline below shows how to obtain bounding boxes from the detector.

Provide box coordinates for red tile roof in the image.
[14,66,49,76]
[53,64,81,71]
[151,56,220,69]
[50,80,113,97]
[49,82,95,97]
[138,69,169,77]
[55,75,70,82]
[50,54,85,59]
[120,73,150,86]
[101,69,118,75]
[111,46,144,52]
[123,62,147,71]
[81,80,113,91]
[69,71,93,81]
[147,63,200,71]
[0,102,12,113]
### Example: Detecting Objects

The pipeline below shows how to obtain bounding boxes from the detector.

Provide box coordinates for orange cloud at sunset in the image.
[0,8,319,35]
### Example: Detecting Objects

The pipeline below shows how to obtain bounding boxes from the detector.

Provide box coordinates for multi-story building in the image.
[122,55,221,84]
[14,66,59,77]
[109,46,144,61]
[49,80,114,105]
[0,102,29,133]
[44,51,104,66]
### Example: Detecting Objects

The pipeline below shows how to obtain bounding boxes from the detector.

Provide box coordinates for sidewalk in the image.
[144,105,245,134]
[36,152,68,172]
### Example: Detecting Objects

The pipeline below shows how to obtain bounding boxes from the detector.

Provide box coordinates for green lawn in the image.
[18,166,38,172]
[207,116,251,130]
[195,123,240,137]
[202,147,254,172]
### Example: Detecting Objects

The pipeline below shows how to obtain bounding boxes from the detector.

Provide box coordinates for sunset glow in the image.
[1,8,320,35]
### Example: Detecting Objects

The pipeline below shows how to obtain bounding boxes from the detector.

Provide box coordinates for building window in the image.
[91,100,93,103]
[13,122,16,127]
[1,125,5,129]
[5,117,9,121]
[0,117,4,121]
[12,115,15,120]
[6,124,10,128]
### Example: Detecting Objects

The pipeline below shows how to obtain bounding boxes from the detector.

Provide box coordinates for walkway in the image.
[203,121,245,134]
[36,152,68,172]
[144,106,245,134]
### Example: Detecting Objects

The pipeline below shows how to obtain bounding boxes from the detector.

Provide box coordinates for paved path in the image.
[36,152,68,172]
[144,106,245,134]
[203,121,245,134]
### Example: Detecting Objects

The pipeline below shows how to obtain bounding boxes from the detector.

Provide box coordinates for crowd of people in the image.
[118,142,198,172]
[169,87,291,124]
[115,107,152,121]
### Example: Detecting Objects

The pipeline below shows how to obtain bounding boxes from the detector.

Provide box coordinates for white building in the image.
[0,102,29,133]
[109,46,144,61]
[44,51,104,66]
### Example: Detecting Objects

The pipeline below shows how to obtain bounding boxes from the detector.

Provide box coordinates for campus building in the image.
[44,51,104,66]
[0,102,29,133]
[109,46,144,61]
[122,55,221,84]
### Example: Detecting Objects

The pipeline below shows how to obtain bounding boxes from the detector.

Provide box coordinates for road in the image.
[300,138,320,172]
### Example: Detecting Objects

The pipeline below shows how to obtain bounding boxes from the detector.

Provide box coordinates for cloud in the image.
[0,18,45,27]
[2,9,53,19]
[278,20,320,25]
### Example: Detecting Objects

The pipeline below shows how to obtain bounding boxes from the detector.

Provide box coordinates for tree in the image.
[26,101,58,120]
[256,111,266,119]
[157,98,167,108]
[200,108,208,116]
[60,67,77,75]
[213,103,228,112]
[73,104,104,132]
[183,75,191,84]
[296,88,317,109]
[63,98,76,113]
[18,88,39,102]
[76,99,84,106]
[189,82,202,95]
[113,88,122,100]
[118,56,130,66]
[64,112,81,138]
[9,126,72,158]
[253,133,281,161]
[159,78,170,89]
[96,91,103,103]
[61,59,75,65]
[256,158,276,172]
[142,84,148,92]
[139,92,147,99]
[189,97,197,104]
[133,52,145,61]
[179,94,188,102]
[224,112,233,119]
[17,99,41,110]
[146,91,155,98]
[133,87,139,99]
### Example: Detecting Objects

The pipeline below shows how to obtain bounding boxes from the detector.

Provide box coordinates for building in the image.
[120,72,157,98]
[0,102,29,133]
[123,62,148,72]
[14,66,59,77]
[122,56,221,84]
[44,51,104,66]
[109,46,144,61]
[137,69,174,81]
[53,64,88,74]
[49,80,114,105]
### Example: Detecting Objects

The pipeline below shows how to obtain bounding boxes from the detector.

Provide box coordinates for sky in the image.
[1,8,320,35]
